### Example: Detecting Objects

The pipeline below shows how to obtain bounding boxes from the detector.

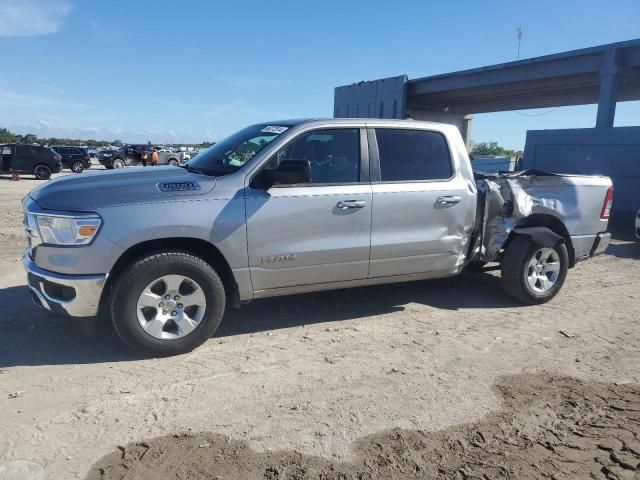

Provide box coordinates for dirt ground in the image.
[0,170,639,480]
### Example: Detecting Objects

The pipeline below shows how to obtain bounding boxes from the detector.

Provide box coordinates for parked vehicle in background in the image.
[50,146,92,173]
[22,119,613,356]
[98,144,188,169]
[1,144,62,179]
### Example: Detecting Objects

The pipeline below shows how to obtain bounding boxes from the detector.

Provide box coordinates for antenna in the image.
[516,26,523,60]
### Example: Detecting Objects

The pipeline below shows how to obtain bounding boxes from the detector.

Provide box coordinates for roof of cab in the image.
[270,118,453,128]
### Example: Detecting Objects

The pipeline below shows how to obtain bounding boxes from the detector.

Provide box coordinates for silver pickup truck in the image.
[22,119,613,356]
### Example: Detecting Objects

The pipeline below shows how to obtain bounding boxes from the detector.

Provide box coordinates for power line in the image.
[513,107,561,117]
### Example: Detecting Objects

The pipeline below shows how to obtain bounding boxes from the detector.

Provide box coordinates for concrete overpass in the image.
[334,39,640,147]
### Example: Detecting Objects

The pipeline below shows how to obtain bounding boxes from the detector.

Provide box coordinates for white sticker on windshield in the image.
[261,126,288,134]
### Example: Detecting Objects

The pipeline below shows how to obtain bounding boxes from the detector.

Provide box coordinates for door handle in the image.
[435,195,462,206]
[337,200,366,209]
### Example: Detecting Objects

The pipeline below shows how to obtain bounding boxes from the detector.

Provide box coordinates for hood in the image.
[30,166,217,211]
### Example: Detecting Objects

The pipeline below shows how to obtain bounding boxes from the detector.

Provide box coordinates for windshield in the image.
[186,123,290,176]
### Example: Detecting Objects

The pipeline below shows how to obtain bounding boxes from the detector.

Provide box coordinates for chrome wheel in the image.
[136,274,207,340]
[71,160,85,173]
[526,247,560,293]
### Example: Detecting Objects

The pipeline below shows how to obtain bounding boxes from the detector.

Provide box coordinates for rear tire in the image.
[110,251,226,357]
[501,235,568,304]
[112,158,125,169]
[168,158,179,166]
[33,164,52,180]
[71,160,85,173]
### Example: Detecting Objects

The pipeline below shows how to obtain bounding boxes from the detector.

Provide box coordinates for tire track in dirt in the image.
[86,373,640,480]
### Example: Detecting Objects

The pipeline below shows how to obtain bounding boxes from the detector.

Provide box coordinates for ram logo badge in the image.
[157,181,201,192]
[261,255,297,264]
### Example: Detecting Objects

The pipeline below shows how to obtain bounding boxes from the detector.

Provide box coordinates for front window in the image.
[187,123,291,176]
[267,128,360,184]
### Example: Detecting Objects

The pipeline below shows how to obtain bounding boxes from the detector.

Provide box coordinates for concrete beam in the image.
[406,110,473,149]
[596,48,621,128]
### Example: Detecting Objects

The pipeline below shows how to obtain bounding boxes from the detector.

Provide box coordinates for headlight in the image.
[103,153,112,158]
[34,214,101,246]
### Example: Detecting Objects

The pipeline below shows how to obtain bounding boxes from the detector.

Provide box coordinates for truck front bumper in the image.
[24,254,107,318]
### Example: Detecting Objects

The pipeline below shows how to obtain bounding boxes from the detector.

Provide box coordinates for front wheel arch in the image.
[102,237,240,313]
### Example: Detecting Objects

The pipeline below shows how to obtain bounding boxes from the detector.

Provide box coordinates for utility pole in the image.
[516,27,523,60]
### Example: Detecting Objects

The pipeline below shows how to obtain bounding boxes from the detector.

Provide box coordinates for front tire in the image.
[501,235,568,304]
[110,251,226,357]
[168,158,179,166]
[71,160,85,173]
[33,164,52,180]
[112,158,125,169]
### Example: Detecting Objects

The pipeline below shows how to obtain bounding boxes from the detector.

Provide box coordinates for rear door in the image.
[245,127,372,291]
[60,147,73,166]
[368,127,470,278]
[13,145,36,172]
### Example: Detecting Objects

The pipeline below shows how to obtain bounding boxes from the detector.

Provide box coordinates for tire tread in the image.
[110,250,225,356]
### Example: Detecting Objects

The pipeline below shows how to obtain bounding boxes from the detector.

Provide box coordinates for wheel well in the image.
[510,214,576,267]
[101,237,239,310]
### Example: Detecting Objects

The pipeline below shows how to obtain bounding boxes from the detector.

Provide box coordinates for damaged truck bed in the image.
[473,169,612,266]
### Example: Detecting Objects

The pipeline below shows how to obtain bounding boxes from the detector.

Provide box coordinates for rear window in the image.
[375,129,453,182]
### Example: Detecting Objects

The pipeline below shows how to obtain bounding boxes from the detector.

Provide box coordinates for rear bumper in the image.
[590,232,611,257]
[572,232,611,261]
[23,254,107,318]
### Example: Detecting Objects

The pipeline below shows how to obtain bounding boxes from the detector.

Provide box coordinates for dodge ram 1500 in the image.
[23,119,612,356]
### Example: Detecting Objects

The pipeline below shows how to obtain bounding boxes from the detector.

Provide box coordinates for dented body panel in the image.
[475,171,612,263]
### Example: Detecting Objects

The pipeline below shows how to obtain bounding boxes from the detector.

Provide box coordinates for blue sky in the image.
[0,0,638,148]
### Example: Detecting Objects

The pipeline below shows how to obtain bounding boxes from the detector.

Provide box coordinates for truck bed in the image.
[472,170,612,262]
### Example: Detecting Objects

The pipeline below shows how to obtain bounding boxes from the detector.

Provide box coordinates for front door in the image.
[368,127,473,278]
[245,127,372,291]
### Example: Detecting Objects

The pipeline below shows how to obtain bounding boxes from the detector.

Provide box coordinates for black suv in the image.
[98,144,156,169]
[0,144,62,179]
[50,146,92,173]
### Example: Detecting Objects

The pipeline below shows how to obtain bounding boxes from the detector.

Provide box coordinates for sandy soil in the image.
[87,374,640,479]
[0,170,639,479]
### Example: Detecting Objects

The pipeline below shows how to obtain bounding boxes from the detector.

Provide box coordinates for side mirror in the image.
[259,160,311,187]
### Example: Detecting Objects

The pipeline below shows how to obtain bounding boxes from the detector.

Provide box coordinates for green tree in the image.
[472,141,522,158]
[0,128,16,143]
[21,133,39,144]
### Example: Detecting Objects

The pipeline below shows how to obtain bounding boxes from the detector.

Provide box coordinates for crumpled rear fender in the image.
[510,226,563,248]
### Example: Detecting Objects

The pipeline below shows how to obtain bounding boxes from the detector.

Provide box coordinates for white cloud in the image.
[0,0,72,37]
[38,119,50,128]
